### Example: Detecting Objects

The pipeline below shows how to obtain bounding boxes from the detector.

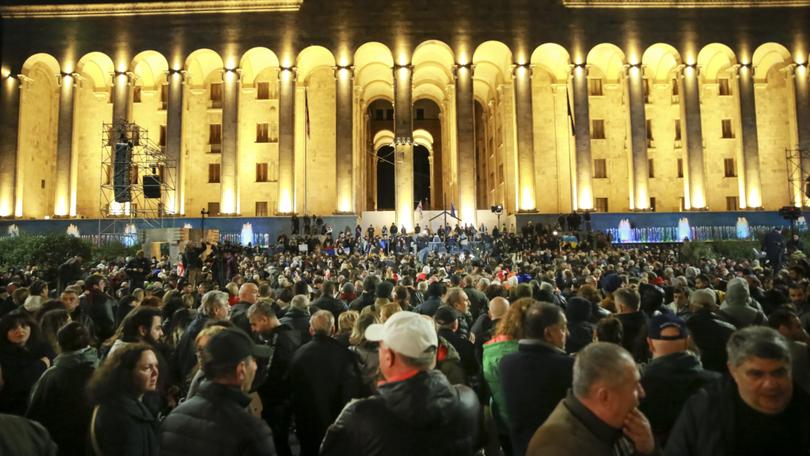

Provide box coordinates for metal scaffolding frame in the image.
[98,119,178,235]
[785,145,810,206]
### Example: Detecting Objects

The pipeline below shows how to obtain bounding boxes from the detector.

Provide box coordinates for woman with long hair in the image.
[0,311,51,415]
[348,312,381,390]
[39,308,70,357]
[87,343,159,456]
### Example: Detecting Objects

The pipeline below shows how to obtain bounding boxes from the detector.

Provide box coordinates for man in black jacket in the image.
[666,327,810,456]
[349,275,379,312]
[321,311,481,456]
[615,287,650,363]
[309,281,348,320]
[416,281,446,316]
[80,275,117,343]
[247,301,301,456]
[125,250,151,291]
[500,301,574,456]
[160,328,275,456]
[640,314,720,446]
[27,322,98,456]
[686,288,737,373]
[289,311,364,456]
[229,282,259,334]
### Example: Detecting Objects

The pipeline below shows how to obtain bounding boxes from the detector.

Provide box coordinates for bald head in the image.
[489,297,510,321]
[309,310,335,337]
[239,283,259,305]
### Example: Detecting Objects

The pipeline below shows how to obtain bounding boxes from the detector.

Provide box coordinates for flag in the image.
[450,202,456,219]
[566,86,575,134]
[305,87,311,140]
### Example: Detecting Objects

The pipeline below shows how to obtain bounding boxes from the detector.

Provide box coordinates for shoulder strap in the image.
[90,404,102,456]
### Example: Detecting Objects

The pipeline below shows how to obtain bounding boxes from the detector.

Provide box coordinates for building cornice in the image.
[0,0,303,19]
[563,0,810,7]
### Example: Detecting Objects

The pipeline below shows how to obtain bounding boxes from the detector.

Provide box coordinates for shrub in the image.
[0,234,91,272]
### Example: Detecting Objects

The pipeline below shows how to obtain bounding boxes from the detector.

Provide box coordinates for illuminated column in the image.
[626,65,649,210]
[112,71,131,125]
[335,66,354,213]
[165,69,184,215]
[679,64,706,209]
[512,64,536,212]
[787,63,810,206]
[220,68,239,215]
[54,73,77,217]
[394,64,414,230]
[734,64,762,208]
[277,67,296,214]
[0,74,19,217]
[455,63,477,225]
[571,64,593,210]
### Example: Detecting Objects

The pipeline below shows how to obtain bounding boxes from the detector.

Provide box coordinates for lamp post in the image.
[200,208,209,238]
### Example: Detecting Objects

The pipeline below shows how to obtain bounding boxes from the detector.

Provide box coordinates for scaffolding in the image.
[98,119,178,236]
[785,145,810,207]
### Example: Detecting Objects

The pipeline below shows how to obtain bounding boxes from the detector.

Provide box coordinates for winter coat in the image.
[482,336,519,431]
[310,295,348,320]
[417,295,444,316]
[564,297,595,354]
[280,306,311,344]
[639,351,721,445]
[27,347,98,456]
[500,340,575,456]
[91,396,159,456]
[0,342,49,415]
[0,413,57,456]
[685,310,736,373]
[289,334,365,455]
[159,381,275,456]
[350,342,380,389]
[320,370,482,456]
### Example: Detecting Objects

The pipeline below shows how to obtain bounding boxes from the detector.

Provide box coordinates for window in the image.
[255,201,269,217]
[674,119,682,143]
[677,158,684,178]
[159,125,166,147]
[160,83,168,110]
[210,82,222,109]
[108,86,114,104]
[724,158,736,177]
[256,123,269,143]
[498,164,504,184]
[386,109,394,120]
[671,78,679,96]
[591,119,606,139]
[648,159,655,178]
[719,78,731,96]
[257,82,270,100]
[374,109,384,120]
[41,179,45,189]
[589,78,603,96]
[646,119,654,147]
[209,124,222,152]
[721,119,734,139]
[643,78,650,104]
[593,159,607,179]
[726,196,738,211]
[416,109,425,120]
[208,163,221,183]
[133,86,142,103]
[207,202,220,216]
[256,162,269,182]
[649,197,657,211]
[595,197,609,213]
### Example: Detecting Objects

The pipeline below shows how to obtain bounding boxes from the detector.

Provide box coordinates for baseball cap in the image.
[365,311,438,358]
[204,328,272,367]
[648,313,687,340]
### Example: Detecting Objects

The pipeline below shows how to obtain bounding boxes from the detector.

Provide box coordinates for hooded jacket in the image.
[719,278,766,328]
[320,369,481,456]
[27,347,98,456]
[565,297,595,354]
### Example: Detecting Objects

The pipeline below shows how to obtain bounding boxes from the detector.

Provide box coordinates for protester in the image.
[666,326,810,455]
[87,343,160,456]
[0,311,51,415]
[320,311,482,455]
[159,328,275,455]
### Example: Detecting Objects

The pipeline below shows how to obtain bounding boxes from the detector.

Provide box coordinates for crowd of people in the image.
[0,222,808,455]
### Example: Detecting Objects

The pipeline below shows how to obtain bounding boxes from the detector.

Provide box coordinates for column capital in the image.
[56,72,79,87]
[569,63,590,77]
[676,63,700,77]
[731,63,755,78]
[333,65,354,79]
[279,66,298,81]
[453,63,475,79]
[220,67,242,81]
[392,63,413,72]
[165,69,187,80]
[512,63,532,78]
[623,63,645,75]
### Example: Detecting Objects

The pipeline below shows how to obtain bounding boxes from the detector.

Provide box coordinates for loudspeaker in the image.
[143,175,162,199]
[113,142,132,203]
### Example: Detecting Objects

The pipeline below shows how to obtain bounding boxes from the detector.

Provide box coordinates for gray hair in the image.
[201,290,229,316]
[290,294,309,311]
[310,310,335,336]
[246,299,276,319]
[689,288,717,310]
[727,326,792,368]
[573,342,636,398]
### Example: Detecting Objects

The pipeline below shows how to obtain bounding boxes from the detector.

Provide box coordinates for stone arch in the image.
[75,52,115,91]
[587,43,626,82]
[296,46,336,83]
[697,43,738,82]
[373,129,395,152]
[239,47,279,86]
[131,51,169,90]
[531,43,571,84]
[355,42,394,108]
[472,41,513,103]
[641,43,682,83]
[753,42,792,84]
[185,49,225,88]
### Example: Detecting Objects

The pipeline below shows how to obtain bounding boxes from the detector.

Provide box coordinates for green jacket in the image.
[482,336,518,429]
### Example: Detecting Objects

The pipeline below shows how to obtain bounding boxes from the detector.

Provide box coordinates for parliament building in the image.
[1,0,810,230]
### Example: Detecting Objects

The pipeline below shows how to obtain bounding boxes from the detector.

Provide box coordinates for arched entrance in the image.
[414,145,430,209]
[376,145,395,209]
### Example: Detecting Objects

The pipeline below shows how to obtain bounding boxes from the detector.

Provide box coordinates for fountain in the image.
[677,217,691,241]
[241,223,254,246]
[123,223,138,247]
[618,219,632,243]
[66,224,80,238]
[735,217,750,239]
[7,224,19,237]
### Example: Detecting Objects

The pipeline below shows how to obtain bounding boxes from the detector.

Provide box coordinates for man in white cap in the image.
[320,311,482,456]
